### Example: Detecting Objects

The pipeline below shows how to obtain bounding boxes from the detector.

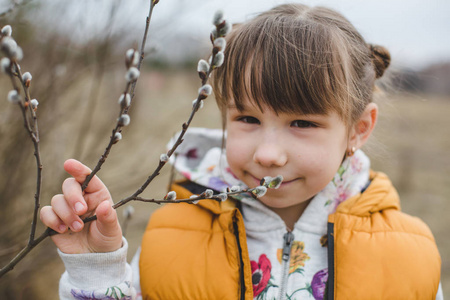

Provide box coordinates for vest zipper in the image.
[278,231,295,300]
[233,218,246,300]
[326,222,335,300]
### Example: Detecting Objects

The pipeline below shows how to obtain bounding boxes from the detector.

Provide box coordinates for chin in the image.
[259,191,313,209]
[258,197,291,209]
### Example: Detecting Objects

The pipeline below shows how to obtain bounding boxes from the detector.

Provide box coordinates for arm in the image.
[40,159,129,297]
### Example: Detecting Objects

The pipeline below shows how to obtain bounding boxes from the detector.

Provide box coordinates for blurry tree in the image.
[0,1,135,298]
[390,63,450,96]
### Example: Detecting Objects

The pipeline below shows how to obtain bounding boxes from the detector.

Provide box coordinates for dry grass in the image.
[371,92,450,297]
[0,68,448,298]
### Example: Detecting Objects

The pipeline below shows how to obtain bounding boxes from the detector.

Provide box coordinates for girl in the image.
[41,3,443,300]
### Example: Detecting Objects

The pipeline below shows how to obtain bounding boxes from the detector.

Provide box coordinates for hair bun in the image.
[368,44,390,78]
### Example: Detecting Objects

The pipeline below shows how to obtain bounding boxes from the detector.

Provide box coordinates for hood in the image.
[167,127,246,192]
[335,171,400,217]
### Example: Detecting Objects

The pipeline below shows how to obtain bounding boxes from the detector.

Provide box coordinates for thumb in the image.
[94,200,122,246]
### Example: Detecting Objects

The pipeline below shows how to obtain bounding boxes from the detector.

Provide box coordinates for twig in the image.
[75,13,234,225]
[0,0,34,18]
[121,206,135,238]
[127,0,157,106]
[0,0,158,278]
[79,0,157,191]
[0,243,24,258]
[13,61,43,244]
[80,82,131,191]
[0,226,50,277]
[0,7,235,279]
[132,187,262,204]
[109,15,231,211]
[167,152,178,192]
[73,2,126,160]
[80,175,283,225]
[1,25,44,249]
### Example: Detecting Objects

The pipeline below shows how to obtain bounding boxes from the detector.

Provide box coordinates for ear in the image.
[348,102,378,150]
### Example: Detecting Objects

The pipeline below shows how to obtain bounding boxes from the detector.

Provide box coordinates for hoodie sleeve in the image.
[436,282,444,300]
[58,237,136,299]
[130,247,142,299]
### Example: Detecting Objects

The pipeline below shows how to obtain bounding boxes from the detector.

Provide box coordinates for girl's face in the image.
[226,98,349,223]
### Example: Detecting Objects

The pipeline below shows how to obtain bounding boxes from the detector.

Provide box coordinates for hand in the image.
[40,159,123,254]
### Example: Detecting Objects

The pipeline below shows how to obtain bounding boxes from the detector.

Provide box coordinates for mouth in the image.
[249,173,300,188]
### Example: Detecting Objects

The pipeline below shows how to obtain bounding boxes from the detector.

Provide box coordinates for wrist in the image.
[58,237,128,288]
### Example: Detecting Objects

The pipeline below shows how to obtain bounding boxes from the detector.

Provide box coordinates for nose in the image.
[253,139,288,168]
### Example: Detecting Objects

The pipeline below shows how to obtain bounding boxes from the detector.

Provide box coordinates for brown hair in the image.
[213,3,390,125]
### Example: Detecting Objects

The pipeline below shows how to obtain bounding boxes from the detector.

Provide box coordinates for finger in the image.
[63,159,107,194]
[83,189,113,213]
[95,200,122,239]
[40,206,68,233]
[51,194,84,232]
[62,178,87,215]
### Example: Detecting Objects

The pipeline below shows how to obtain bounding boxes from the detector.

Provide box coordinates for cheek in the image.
[226,135,249,174]
[300,140,345,176]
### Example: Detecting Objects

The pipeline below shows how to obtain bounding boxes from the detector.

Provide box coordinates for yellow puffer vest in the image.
[139,172,441,299]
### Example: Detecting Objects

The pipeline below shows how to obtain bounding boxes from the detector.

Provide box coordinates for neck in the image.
[268,199,312,231]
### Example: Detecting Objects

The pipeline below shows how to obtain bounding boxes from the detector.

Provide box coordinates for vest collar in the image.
[334,171,400,217]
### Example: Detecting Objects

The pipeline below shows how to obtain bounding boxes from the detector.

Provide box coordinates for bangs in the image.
[213,5,353,121]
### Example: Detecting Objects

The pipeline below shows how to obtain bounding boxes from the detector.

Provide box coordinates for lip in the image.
[249,173,300,187]
[278,178,302,188]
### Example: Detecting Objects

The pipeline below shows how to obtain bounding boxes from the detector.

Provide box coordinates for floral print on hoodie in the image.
[277,241,310,275]
[251,254,277,298]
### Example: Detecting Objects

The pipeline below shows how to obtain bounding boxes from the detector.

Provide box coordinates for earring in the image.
[347,146,356,157]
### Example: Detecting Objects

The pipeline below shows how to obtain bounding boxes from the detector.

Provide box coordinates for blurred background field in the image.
[0,0,449,299]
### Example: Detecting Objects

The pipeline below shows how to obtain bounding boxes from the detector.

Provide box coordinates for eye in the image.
[291,120,317,128]
[237,116,260,124]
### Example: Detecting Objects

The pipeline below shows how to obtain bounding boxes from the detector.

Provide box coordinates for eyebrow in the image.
[226,104,248,112]
[228,103,332,119]
[227,102,255,111]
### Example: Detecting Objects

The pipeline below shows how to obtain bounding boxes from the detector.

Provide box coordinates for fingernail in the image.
[74,202,84,214]
[59,225,66,232]
[72,221,82,231]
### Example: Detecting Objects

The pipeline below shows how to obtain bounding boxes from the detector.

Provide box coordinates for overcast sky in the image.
[152,0,450,70]
[2,0,449,70]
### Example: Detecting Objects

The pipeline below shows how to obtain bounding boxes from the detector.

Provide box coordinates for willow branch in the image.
[80,81,130,191]
[0,7,232,279]
[127,0,156,106]
[167,152,178,192]
[80,0,156,191]
[131,187,261,204]
[81,11,232,224]
[0,60,43,277]
[0,0,157,278]
[81,185,267,224]
[112,75,213,211]
[13,61,42,243]
[0,0,34,17]
[0,226,51,278]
